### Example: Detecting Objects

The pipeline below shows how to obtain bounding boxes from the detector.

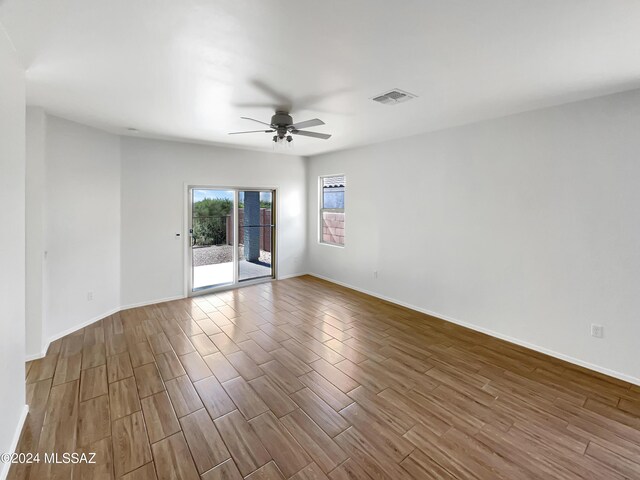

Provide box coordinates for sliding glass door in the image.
[238,190,274,282]
[188,187,275,293]
[190,189,235,290]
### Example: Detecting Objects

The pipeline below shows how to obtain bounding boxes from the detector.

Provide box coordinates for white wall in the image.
[0,25,27,479]
[25,120,307,352]
[307,89,640,384]
[26,90,640,387]
[25,107,46,358]
[44,116,121,341]
[120,137,307,307]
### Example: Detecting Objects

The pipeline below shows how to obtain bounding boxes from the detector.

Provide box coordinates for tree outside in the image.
[193,198,232,246]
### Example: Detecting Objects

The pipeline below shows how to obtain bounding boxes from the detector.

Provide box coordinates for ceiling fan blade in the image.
[240,116,273,127]
[291,129,332,140]
[289,118,325,129]
[234,102,277,108]
[250,79,293,109]
[228,130,274,135]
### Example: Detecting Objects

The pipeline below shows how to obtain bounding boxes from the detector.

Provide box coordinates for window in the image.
[320,175,345,246]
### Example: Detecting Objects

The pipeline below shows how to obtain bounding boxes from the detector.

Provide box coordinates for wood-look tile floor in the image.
[10,275,640,480]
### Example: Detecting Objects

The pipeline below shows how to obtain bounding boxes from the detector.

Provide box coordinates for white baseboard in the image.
[308,273,640,387]
[0,404,29,480]
[120,294,185,311]
[32,306,121,360]
[25,276,303,360]
[45,306,121,352]
[277,272,309,280]
[27,294,186,360]
[26,277,308,361]
[25,351,46,362]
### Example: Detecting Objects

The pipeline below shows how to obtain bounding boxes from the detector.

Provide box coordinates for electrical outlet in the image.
[373,270,378,279]
[87,292,93,301]
[591,324,604,338]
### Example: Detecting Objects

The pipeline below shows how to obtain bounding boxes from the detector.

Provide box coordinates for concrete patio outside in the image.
[192,245,272,289]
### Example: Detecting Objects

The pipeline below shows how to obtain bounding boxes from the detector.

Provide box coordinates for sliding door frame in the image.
[184,184,278,297]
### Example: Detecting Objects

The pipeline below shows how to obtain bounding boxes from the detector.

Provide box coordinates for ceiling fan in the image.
[229,111,332,142]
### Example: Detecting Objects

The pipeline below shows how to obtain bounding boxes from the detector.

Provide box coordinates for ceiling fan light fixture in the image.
[230,110,331,143]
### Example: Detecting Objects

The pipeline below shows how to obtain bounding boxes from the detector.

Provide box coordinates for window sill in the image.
[318,241,344,248]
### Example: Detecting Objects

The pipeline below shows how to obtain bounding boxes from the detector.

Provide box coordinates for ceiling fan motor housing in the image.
[230,111,330,141]
[272,111,293,139]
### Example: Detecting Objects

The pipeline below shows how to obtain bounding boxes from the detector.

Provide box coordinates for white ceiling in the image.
[2,0,640,156]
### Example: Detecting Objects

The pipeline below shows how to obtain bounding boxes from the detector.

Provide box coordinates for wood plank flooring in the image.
[10,275,640,479]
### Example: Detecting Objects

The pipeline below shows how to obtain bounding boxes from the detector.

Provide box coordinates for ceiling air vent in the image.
[371,89,417,105]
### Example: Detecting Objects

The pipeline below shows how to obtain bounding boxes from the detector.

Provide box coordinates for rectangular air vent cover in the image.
[371,89,417,105]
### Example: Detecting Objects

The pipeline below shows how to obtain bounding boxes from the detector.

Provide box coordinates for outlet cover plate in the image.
[591,324,604,338]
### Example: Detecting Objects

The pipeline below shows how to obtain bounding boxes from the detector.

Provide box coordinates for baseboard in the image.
[277,272,309,280]
[35,306,121,359]
[28,294,185,360]
[119,294,186,311]
[25,351,46,362]
[307,273,640,387]
[0,404,29,480]
[27,278,307,360]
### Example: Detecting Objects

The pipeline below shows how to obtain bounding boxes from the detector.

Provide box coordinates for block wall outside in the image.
[322,212,345,245]
[226,208,272,252]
